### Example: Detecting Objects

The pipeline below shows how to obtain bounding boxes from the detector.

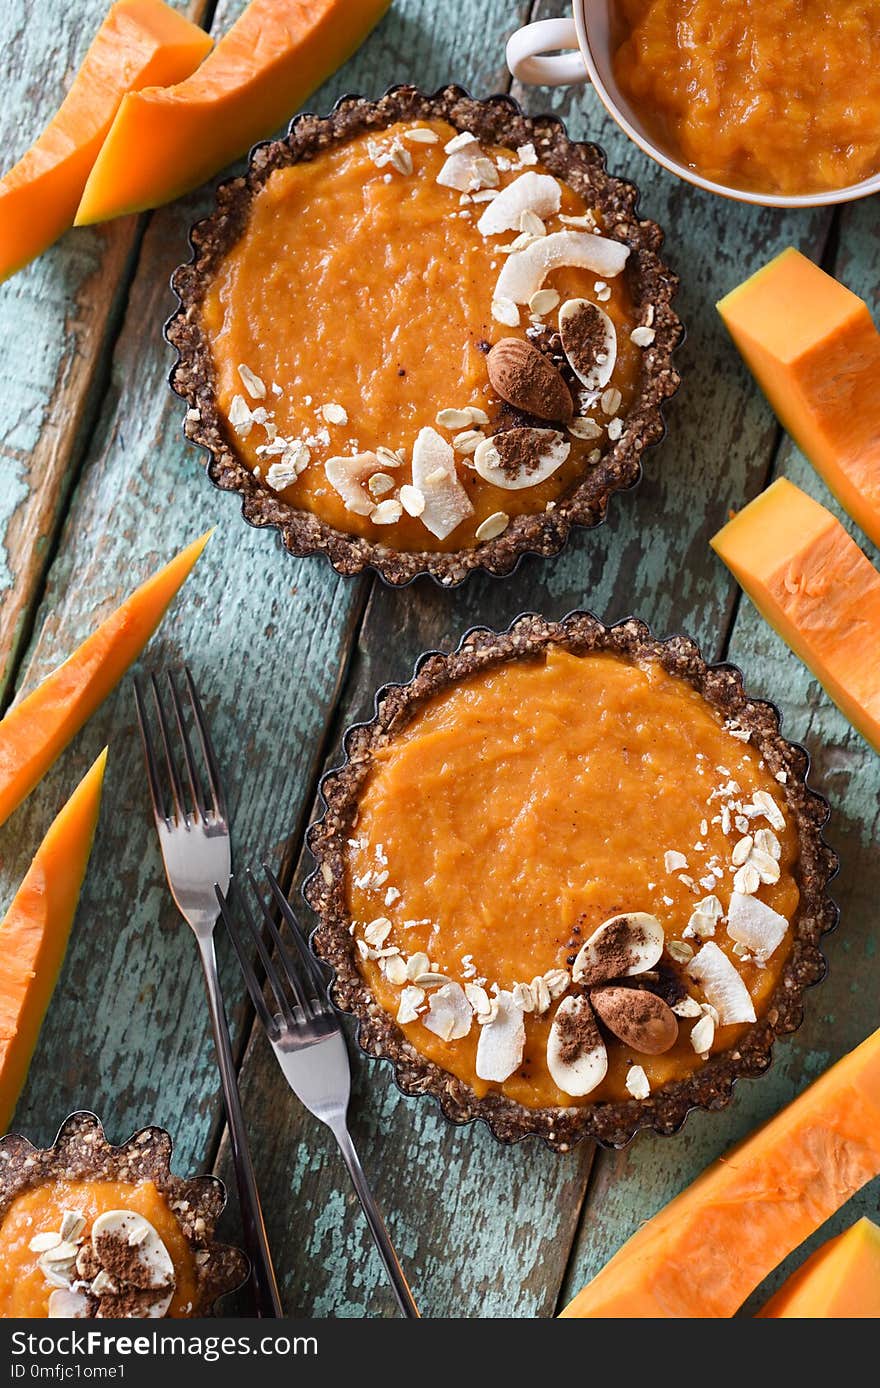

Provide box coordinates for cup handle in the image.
[506,17,589,87]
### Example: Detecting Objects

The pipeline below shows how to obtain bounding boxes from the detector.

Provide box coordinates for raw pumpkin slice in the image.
[0,0,213,282]
[711,477,880,755]
[75,0,392,224]
[0,749,106,1132]
[0,531,210,829]
[758,1217,880,1318]
[718,248,880,548]
[560,1024,880,1317]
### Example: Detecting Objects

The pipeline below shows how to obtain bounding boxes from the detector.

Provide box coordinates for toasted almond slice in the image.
[324,451,382,516]
[558,298,617,391]
[411,427,473,539]
[475,990,526,1082]
[476,172,562,236]
[547,994,607,1097]
[423,982,473,1041]
[726,891,788,961]
[572,912,664,986]
[495,230,629,305]
[48,1288,89,1318]
[472,429,569,490]
[687,941,756,1025]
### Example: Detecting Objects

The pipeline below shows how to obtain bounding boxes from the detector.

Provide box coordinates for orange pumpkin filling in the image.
[200,120,644,552]
[613,0,880,196]
[345,649,800,1108]
[0,1179,197,1318]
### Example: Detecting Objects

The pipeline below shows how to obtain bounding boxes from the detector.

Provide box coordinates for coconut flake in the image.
[476,172,561,236]
[423,982,473,1041]
[726,892,788,961]
[683,894,723,940]
[436,145,499,193]
[687,941,756,1025]
[558,298,618,392]
[475,990,525,1082]
[494,230,629,305]
[411,427,473,539]
[325,451,383,516]
[625,1064,651,1100]
[472,429,569,490]
[546,994,608,1097]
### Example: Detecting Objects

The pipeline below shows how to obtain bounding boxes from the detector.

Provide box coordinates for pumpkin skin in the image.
[0,0,212,281]
[711,477,880,756]
[758,1217,880,1318]
[0,530,210,830]
[560,1025,880,1317]
[718,248,880,549]
[0,750,106,1132]
[74,0,392,225]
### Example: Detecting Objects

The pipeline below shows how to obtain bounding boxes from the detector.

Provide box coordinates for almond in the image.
[590,986,679,1055]
[487,338,573,423]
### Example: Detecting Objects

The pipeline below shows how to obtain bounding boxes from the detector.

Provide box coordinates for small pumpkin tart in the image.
[306,613,838,1151]
[0,1113,246,1318]
[168,86,681,585]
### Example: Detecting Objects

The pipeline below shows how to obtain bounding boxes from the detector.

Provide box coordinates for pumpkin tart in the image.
[305,613,837,1150]
[0,1113,246,1317]
[168,87,681,585]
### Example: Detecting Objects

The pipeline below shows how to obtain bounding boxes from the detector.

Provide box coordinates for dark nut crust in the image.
[304,612,838,1153]
[0,1112,247,1314]
[166,85,682,587]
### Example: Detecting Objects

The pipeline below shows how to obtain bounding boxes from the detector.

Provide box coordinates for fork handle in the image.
[331,1122,421,1318]
[197,935,284,1318]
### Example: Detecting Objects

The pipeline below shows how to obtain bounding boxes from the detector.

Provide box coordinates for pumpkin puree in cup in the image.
[200,119,642,552]
[346,649,800,1108]
[613,0,880,196]
[0,1179,197,1317]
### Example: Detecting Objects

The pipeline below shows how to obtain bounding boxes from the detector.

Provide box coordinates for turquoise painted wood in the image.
[1,0,878,1321]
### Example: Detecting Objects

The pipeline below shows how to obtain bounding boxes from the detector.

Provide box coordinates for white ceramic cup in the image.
[506,1,880,208]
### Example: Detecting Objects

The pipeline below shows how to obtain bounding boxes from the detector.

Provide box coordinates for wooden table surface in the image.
[2,0,878,1319]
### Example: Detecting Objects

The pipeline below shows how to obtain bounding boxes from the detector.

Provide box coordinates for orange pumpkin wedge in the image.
[711,478,880,755]
[758,1217,880,1318]
[75,0,392,224]
[560,1025,880,1318]
[0,531,210,830]
[0,0,212,282]
[0,749,106,1132]
[718,248,880,548]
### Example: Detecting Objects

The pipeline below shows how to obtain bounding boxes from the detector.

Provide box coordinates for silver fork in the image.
[216,865,420,1319]
[134,670,283,1318]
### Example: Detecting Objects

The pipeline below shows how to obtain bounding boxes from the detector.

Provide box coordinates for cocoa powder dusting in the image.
[562,302,608,377]
[494,429,543,479]
[578,916,649,986]
[555,998,602,1065]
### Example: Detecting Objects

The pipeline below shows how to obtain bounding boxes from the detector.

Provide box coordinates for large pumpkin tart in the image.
[168,87,681,585]
[306,613,837,1150]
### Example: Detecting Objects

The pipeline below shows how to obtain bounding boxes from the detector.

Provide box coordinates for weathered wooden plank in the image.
[216,0,836,1318]
[0,1,208,703]
[561,205,880,1316]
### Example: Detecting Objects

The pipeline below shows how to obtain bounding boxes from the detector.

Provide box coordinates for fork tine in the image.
[234,873,303,1028]
[263,864,330,1002]
[215,880,280,1039]
[148,674,186,824]
[245,868,318,1019]
[184,667,227,821]
[166,670,208,821]
[134,677,170,825]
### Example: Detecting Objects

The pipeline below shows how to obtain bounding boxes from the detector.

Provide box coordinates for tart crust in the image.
[304,612,838,1151]
[167,85,682,586]
[0,1112,247,1313]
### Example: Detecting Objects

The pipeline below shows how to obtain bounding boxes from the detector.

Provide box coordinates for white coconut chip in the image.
[411,427,473,539]
[726,891,788,961]
[476,172,561,236]
[558,297,618,392]
[572,912,664,983]
[472,429,569,490]
[423,982,473,1042]
[324,451,384,516]
[625,1064,651,1100]
[683,893,723,940]
[687,941,756,1025]
[436,146,499,193]
[475,990,526,1082]
[546,994,608,1097]
[494,230,629,305]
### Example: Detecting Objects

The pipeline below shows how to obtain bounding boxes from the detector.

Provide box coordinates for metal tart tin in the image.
[303,611,838,1153]
[165,85,683,589]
